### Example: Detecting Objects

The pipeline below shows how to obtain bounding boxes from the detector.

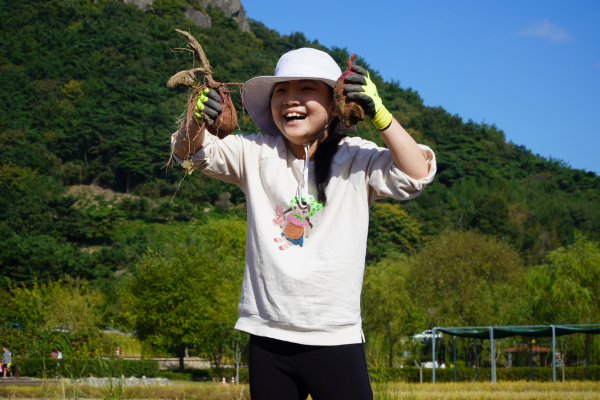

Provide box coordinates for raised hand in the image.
[193,87,223,126]
[343,65,393,131]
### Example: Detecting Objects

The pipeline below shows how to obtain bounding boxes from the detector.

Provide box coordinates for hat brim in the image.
[242,76,355,137]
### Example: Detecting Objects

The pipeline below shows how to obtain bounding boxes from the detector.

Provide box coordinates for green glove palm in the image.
[344,65,393,131]
[193,88,223,125]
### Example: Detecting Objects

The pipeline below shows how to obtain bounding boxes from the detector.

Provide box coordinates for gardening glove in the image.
[193,87,223,126]
[344,65,394,131]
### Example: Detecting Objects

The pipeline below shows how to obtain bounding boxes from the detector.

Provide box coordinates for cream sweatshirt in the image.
[173,129,436,345]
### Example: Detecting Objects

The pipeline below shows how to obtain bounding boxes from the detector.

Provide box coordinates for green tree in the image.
[195,219,247,368]
[526,233,600,325]
[120,219,246,371]
[151,0,187,15]
[42,278,105,333]
[6,277,104,334]
[367,202,424,261]
[410,230,526,328]
[121,248,211,371]
[362,254,425,367]
[470,192,518,239]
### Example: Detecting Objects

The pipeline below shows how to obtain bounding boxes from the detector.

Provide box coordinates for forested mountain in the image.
[2,0,600,368]
[1,0,599,285]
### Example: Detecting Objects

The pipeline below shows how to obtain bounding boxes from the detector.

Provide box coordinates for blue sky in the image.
[242,0,600,174]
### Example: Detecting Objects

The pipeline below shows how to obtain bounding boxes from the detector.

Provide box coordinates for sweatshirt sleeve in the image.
[357,141,437,205]
[171,129,248,187]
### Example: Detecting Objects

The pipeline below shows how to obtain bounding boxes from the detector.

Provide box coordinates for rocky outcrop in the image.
[121,0,250,32]
[184,6,212,28]
[202,0,249,32]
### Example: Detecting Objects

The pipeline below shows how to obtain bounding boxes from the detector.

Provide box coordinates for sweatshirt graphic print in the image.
[274,196,324,250]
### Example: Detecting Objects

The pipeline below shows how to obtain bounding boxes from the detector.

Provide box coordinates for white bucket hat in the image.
[242,48,355,137]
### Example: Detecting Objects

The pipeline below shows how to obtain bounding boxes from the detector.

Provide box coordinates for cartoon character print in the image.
[273,196,324,251]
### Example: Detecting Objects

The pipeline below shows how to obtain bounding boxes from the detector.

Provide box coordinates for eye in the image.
[274,87,286,93]
[301,86,314,91]
[294,206,297,210]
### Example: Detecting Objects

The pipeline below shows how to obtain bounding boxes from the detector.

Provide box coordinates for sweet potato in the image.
[334,54,365,128]
[206,86,238,139]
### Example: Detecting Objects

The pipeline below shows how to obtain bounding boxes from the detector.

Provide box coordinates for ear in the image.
[324,83,336,118]
[328,102,337,119]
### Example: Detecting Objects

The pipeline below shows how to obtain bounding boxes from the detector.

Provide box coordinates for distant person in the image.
[2,347,12,378]
[50,349,58,358]
[440,362,446,369]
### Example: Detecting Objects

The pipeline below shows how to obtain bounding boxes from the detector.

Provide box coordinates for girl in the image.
[172,48,436,400]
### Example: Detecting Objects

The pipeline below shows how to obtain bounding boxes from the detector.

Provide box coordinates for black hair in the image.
[314,116,346,205]
[313,84,347,204]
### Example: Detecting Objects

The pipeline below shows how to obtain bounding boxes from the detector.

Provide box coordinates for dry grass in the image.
[64,184,137,207]
[1,381,599,399]
[0,381,249,400]
[372,381,600,400]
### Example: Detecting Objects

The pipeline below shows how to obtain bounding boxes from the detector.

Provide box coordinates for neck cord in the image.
[287,118,334,208]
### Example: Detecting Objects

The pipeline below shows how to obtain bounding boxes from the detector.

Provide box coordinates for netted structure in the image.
[431,324,600,383]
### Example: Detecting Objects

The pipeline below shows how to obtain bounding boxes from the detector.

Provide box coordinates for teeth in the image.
[286,112,305,118]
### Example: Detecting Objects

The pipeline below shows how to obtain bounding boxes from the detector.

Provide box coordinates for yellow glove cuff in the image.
[372,105,393,131]
[362,73,383,113]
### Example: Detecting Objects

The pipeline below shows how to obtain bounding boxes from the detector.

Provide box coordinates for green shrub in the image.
[158,368,249,383]
[158,370,197,381]
[496,366,600,382]
[14,358,159,378]
[368,366,600,383]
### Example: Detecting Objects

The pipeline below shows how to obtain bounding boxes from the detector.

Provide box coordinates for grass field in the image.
[373,381,600,399]
[1,381,600,399]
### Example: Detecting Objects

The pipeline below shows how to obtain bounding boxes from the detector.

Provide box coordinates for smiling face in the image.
[271,79,335,144]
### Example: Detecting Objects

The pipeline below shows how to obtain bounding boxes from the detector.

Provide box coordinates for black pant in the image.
[249,334,373,400]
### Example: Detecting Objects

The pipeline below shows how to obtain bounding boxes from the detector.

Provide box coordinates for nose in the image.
[284,99,300,106]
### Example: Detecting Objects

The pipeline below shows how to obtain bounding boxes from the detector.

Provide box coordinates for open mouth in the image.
[285,112,307,122]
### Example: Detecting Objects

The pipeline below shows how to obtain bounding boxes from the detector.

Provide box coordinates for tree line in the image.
[2,219,599,370]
